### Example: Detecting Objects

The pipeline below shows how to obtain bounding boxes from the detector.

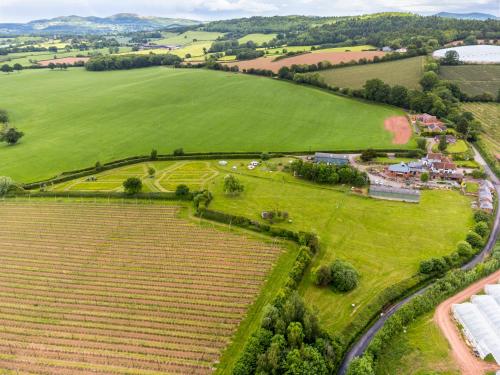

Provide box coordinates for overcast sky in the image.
[0,0,498,22]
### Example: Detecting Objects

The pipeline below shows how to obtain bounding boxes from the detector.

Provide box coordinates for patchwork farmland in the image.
[223,51,386,73]
[317,56,425,90]
[439,65,500,96]
[0,202,287,374]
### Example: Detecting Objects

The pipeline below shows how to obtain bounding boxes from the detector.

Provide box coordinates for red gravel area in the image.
[384,116,412,144]
[223,51,386,73]
[38,57,90,66]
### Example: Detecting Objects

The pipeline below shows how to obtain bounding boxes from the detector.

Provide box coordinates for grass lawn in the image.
[205,161,472,334]
[318,56,425,90]
[447,140,469,154]
[439,65,500,96]
[465,182,479,193]
[154,30,224,46]
[238,33,277,46]
[375,313,459,375]
[0,67,408,183]
[0,47,132,67]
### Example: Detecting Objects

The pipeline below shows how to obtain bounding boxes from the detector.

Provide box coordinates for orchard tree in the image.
[123,177,142,195]
[330,260,359,292]
[442,50,460,65]
[223,174,244,195]
[0,176,13,196]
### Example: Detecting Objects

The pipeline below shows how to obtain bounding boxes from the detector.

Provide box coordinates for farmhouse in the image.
[314,152,350,165]
[387,153,463,182]
[413,113,447,132]
[387,161,425,178]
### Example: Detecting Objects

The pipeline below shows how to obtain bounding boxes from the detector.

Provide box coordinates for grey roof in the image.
[481,180,495,190]
[388,162,410,173]
[480,201,494,210]
[314,152,350,159]
[369,185,420,196]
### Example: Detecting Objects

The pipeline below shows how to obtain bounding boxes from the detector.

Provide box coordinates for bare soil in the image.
[384,116,412,144]
[224,51,386,73]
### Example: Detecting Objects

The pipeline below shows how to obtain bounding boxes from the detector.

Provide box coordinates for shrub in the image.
[123,177,142,195]
[175,184,190,197]
[330,260,359,292]
[473,210,490,223]
[456,241,474,258]
[173,148,184,156]
[150,149,157,160]
[360,149,377,162]
[420,172,429,182]
[0,109,8,123]
[0,176,13,196]
[466,231,483,248]
[474,221,489,238]
[1,127,24,145]
[312,265,332,286]
[148,167,155,177]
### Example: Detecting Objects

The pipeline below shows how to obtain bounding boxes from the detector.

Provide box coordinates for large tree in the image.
[1,128,24,145]
[122,177,142,195]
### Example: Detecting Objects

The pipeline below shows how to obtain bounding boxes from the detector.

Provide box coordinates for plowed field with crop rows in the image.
[0,202,284,374]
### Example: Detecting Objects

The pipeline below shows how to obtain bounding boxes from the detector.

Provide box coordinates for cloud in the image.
[0,0,498,22]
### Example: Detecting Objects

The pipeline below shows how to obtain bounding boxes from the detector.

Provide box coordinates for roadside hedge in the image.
[195,208,319,252]
[474,139,500,178]
[8,190,193,201]
[347,245,500,374]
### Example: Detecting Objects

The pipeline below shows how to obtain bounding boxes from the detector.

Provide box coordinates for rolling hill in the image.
[0,14,201,35]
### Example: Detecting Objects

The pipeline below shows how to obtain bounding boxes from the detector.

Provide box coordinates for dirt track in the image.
[434,269,500,375]
[384,116,412,144]
[224,51,386,73]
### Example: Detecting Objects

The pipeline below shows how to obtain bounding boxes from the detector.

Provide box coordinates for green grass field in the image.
[0,47,132,67]
[439,65,500,96]
[238,33,277,46]
[375,313,459,375]
[49,157,472,365]
[318,56,426,89]
[0,67,409,182]
[155,31,224,46]
[462,102,500,158]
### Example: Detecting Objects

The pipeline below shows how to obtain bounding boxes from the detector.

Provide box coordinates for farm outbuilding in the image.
[452,282,500,364]
[369,185,420,203]
[314,152,350,165]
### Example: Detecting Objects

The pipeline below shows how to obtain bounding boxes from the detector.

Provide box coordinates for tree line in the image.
[85,54,182,71]
[204,14,500,49]
[289,159,369,187]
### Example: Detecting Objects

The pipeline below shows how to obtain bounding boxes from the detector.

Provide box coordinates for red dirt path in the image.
[434,269,500,375]
[223,51,386,73]
[384,116,412,144]
[38,57,90,66]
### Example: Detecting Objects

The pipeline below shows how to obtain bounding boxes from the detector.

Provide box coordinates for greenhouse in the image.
[452,283,500,364]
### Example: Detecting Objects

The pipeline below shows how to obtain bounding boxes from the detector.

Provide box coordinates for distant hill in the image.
[434,12,498,20]
[0,13,201,35]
